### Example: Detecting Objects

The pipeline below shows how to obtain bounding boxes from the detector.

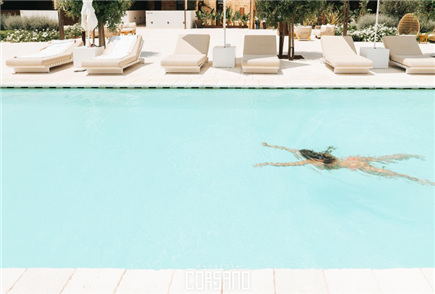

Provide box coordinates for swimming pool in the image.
[1,89,434,269]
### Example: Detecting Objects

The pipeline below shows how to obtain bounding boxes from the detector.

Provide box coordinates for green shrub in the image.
[379,0,420,17]
[65,23,82,38]
[0,14,7,30]
[2,14,58,31]
[419,18,435,33]
[357,14,399,30]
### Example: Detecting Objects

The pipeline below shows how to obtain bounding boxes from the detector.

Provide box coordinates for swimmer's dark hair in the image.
[300,146,337,166]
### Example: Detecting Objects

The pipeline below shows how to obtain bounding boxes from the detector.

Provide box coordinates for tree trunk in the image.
[249,0,254,29]
[288,19,294,60]
[342,0,349,36]
[99,21,106,47]
[278,22,286,58]
[58,9,64,40]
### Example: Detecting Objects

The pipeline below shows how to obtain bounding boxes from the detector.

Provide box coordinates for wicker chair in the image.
[398,13,420,36]
[294,26,312,41]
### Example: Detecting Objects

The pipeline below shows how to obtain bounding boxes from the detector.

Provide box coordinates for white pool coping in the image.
[1,28,435,89]
[2,268,434,293]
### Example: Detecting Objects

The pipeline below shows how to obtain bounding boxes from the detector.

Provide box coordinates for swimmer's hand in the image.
[253,162,267,168]
[262,142,270,147]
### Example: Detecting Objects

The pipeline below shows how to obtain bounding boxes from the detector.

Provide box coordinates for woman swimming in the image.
[254,142,434,186]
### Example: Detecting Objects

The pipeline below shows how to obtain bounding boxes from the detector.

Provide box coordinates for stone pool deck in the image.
[2,268,434,294]
[1,28,435,89]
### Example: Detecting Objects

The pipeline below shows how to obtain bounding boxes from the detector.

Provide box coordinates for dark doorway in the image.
[154,0,162,10]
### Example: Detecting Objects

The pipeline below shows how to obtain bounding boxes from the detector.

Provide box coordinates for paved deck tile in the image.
[421,268,435,291]
[7,268,74,294]
[324,269,381,294]
[373,268,434,294]
[275,269,328,294]
[116,269,174,294]
[168,269,221,294]
[61,268,125,294]
[1,269,27,294]
[224,269,274,294]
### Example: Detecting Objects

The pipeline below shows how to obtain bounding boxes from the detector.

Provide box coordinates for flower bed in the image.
[2,24,82,43]
[335,24,398,42]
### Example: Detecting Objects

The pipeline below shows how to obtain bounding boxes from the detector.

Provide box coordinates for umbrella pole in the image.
[223,0,226,47]
[374,0,380,49]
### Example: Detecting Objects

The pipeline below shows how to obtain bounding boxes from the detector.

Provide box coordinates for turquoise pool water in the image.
[1,89,434,269]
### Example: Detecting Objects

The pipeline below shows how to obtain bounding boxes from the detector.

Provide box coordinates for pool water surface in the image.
[1,89,434,269]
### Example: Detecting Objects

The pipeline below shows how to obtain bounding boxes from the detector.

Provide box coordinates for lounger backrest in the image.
[174,34,210,55]
[383,36,423,56]
[64,39,83,55]
[104,35,142,58]
[243,35,277,55]
[321,36,357,57]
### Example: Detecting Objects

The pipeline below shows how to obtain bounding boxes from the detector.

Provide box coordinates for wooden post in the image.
[288,18,294,60]
[249,0,255,29]
[184,0,187,29]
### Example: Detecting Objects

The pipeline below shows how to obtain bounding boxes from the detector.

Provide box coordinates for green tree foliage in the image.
[56,0,133,46]
[255,0,317,59]
[379,0,421,18]
[417,1,435,20]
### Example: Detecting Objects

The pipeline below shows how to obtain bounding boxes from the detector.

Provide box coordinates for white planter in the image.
[213,46,236,68]
[73,47,105,68]
[360,47,390,69]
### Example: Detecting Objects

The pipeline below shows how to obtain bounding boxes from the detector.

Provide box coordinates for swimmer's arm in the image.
[254,160,310,168]
[262,142,299,155]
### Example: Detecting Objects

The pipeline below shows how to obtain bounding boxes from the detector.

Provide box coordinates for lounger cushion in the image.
[161,54,207,67]
[6,54,72,67]
[82,35,143,68]
[6,39,82,68]
[81,55,138,68]
[325,55,373,67]
[391,55,435,67]
[242,55,280,67]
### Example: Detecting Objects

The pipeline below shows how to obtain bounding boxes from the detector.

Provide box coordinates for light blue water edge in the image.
[1,89,434,269]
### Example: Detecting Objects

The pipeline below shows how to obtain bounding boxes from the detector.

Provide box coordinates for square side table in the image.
[213,46,236,68]
[73,46,105,68]
[360,47,390,69]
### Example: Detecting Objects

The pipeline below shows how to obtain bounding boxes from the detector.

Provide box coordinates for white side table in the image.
[360,47,390,69]
[73,47,105,68]
[213,46,236,68]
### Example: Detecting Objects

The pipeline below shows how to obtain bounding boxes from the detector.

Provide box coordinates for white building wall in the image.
[146,11,195,29]
[20,10,58,20]
[121,11,146,25]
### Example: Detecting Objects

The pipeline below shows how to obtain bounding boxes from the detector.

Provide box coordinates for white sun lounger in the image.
[242,35,280,74]
[383,35,435,74]
[321,36,373,74]
[6,39,83,73]
[161,34,210,73]
[82,35,144,74]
